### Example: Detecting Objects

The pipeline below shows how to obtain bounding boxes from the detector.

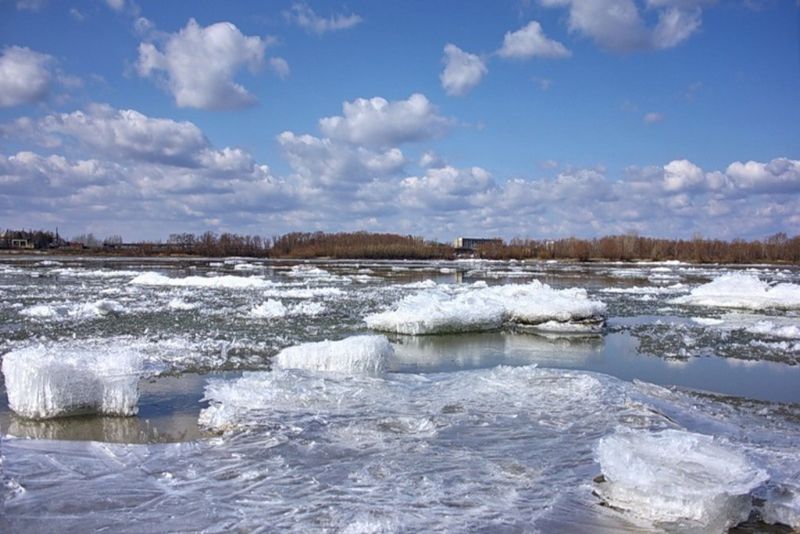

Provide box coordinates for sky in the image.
[0,0,798,242]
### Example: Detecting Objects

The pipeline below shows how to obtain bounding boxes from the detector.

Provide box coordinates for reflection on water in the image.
[390,331,800,404]
[0,373,219,443]
[390,331,604,372]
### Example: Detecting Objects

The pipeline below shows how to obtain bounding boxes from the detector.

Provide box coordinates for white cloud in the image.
[643,111,665,123]
[726,158,800,194]
[268,57,290,79]
[137,19,267,109]
[498,21,571,59]
[278,131,406,187]
[319,93,451,147]
[284,2,363,35]
[662,159,704,191]
[540,0,711,52]
[0,46,53,107]
[440,44,488,96]
[105,0,125,12]
[400,166,494,211]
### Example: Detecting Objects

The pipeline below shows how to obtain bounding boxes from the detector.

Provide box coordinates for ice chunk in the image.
[761,484,800,529]
[19,299,124,321]
[274,335,392,376]
[167,297,198,311]
[365,281,605,335]
[595,428,768,531]
[692,313,800,339]
[249,299,288,319]
[365,288,506,335]
[2,345,143,419]
[672,273,800,310]
[262,286,344,299]
[130,272,270,289]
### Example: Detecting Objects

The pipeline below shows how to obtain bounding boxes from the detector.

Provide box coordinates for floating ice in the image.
[761,484,800,529]
[130,272,271,289]
[693,313,800,340]
[672,273,800,310]
[19,299,124,321]
[601,283,687,295]
[274,335,392,376]
[595,428,768,531]
[51,268,140,278]
[167,297,198,311]
[262,286,344,299]
[2,345,143,419]
[249,299,287,319]
[365,281,606,335]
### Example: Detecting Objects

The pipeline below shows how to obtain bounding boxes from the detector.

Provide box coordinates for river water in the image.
[1,256,799,532]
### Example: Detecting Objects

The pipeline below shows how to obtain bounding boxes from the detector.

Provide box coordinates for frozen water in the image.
[672,273,800,310]
[365,286,506,334]
[248,299,287,319]
[19,299,124,321]
[130,271,271,289]
[262,286,344,299]
[274,335,392,375]
[365,281,606,335]
[693,313,800,340]
[762,484,800,529]
[595,428,768,531]
[2,345,143,419]
[248,299,327,319]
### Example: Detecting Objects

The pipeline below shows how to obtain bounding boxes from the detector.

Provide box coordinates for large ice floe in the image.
[4,357,800,531]
[365,280,606,334]
[130,271,272,289]
[2,345,143,419]
[672,273,800,310]
[594,428,768,531]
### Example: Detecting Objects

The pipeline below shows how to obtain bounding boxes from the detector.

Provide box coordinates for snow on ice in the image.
[672,273,800,310]
[365,281,606,334]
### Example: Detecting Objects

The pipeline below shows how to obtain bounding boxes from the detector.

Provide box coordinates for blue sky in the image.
[0,0,798,241]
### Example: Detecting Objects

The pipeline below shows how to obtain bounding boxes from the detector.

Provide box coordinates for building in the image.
[10,238,34,249]
[452,237,503,251]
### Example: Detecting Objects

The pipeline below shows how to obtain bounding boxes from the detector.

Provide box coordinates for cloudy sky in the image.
[0,0,798,241]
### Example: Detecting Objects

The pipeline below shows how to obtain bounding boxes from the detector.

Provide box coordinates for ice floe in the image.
[672,273,800,310]
[19,299,124,321]
[248,299,287,319]
[595,428,769,531]
[130,272,271,289]
[693,313,800,340]
[365,281,606,335]
[274,335,392,375]
[248,299,327,319]
[2,345,143,419]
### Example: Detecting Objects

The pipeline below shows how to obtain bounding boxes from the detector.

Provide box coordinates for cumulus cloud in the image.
[137,18,267,109]
[399,166,494,211]
[498,21,571,59]
[278,131,406,187]
[540,0,712,52]
[319,93,451,147]
[440,44,487,96]
[284,2,362,34]
[0,46,54,107]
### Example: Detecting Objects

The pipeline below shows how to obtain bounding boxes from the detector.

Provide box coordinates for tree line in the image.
[2,228,799,263]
